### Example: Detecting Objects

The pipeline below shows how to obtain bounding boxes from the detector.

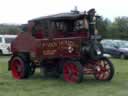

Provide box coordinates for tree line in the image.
[0,16,128,40]
[97,16,128,40]
[0,24,22,35]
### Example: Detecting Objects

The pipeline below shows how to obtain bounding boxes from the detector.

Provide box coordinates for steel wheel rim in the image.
[64,63,79,83]
[95,59,111,80]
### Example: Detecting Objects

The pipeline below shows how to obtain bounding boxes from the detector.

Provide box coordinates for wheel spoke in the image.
[103,71,109,80]
[71,64,78,75]
[100,60,105,67]
[71,74,78,82]
[99,73,104,80]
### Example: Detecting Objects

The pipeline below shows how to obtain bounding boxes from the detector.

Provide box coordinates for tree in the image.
[96,16,128,40]
[0,24,22,35]
[109,17,128,40]
[96,17,111,38]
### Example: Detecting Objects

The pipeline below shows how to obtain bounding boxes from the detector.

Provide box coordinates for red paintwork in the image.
[35,31,44,39]
[11,32,37,53]
[11,32,42,59]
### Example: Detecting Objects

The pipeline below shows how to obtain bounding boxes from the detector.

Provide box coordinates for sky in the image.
[0,0,128,24]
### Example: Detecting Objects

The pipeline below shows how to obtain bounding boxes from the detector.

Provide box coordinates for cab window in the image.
[50,19,89,38]
[32,21,49,39]
[51,21,72,37]
[74,18,88,32]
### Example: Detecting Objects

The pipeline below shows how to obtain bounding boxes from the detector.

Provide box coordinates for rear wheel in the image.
[63,61,83,83]
[10,56,30,79]
[94,58,114,81]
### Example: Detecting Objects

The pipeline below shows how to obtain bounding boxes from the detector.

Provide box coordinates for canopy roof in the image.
[30,11,87,22]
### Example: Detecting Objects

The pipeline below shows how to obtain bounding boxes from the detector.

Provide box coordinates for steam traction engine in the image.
[8,9,114,83]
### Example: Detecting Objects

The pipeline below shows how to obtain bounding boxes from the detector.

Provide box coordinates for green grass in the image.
[0,56,128,96]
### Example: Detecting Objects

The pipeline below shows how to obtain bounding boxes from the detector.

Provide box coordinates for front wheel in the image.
[94,58,114,81]
[63,61,83,83]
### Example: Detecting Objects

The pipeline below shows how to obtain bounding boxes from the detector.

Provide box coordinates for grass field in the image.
[0,56,128,96]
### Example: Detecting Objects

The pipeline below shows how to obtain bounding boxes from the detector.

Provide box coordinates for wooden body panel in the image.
[40,37,82,58]
[11,32,86,60]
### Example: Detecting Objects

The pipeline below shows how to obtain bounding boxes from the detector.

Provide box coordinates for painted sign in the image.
[41,38,81,57]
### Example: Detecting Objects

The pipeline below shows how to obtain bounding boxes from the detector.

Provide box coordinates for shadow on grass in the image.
[27,73,114,86]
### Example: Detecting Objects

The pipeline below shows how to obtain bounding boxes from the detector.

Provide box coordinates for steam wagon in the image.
[8,9,114,83]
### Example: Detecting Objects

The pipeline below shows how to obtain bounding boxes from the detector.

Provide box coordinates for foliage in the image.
[97,16,128,40]
[0,24,22,35]
[96,17,111,38]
